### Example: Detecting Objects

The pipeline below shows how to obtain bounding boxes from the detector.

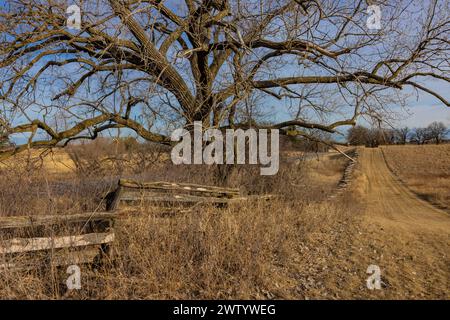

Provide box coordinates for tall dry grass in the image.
[0,199,358,299]
[0,145,354,299]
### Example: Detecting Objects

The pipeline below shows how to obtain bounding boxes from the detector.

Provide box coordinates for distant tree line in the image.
[347,122,448,147]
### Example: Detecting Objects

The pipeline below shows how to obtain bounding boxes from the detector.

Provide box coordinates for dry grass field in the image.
[381,144,450,210]
[0,145,356,299]
[1,143,449,299]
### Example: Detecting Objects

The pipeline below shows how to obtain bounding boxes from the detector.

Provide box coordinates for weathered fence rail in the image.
[106,179,270,211]
[0,211,117,271]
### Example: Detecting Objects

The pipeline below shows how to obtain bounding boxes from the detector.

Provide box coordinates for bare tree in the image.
[411,127,432,145]
[366,128,385,147]
[0,0,449,158]
[347,125,369,146]
[348,125,399,146]
[427,121,448,144]
[377,128,396,145]
[395,127,410,145]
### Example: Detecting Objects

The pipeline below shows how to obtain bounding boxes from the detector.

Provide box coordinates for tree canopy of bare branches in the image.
[395,127,410,145]
[0,0,449,158]
[426,121,448,144]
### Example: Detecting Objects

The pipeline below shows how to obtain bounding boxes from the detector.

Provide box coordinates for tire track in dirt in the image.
[336,147,450,298]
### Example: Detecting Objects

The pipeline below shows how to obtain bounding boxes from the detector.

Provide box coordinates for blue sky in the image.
[396,81,450,128]
[2,0,449,146]
[403,104,450,128]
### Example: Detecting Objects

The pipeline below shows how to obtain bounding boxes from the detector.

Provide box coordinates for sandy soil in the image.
[330,147,450,299]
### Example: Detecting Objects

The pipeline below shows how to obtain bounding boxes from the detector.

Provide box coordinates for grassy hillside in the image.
[382,144,450,210]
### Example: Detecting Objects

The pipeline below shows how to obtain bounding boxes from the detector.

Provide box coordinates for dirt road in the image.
[362,147,450,232]
[335,147,450,298]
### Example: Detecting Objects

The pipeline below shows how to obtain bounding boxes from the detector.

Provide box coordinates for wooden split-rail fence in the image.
[0,211,116,271]
[105,179,260,211]
[1,179,269,271]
